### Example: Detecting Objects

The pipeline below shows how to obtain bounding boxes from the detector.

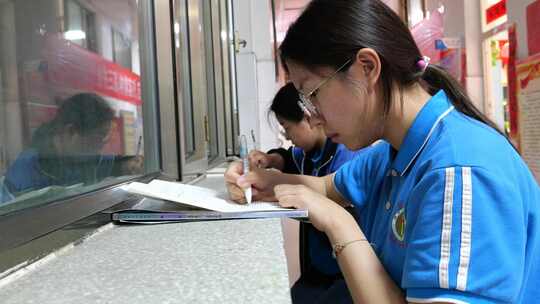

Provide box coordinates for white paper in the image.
[125,179,289,213]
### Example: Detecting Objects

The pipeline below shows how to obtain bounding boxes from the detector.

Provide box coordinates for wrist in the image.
[326,210,364,244]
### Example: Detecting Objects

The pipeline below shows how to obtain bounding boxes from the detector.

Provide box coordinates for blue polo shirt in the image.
[334,90,540,303]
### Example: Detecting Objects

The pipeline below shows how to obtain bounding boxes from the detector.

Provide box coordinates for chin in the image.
[342,139,370,151]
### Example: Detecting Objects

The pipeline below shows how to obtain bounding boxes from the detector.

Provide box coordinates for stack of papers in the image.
[113,179,307,223]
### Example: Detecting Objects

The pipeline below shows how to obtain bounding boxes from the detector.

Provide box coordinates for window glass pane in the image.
[173,5,195,157]
[0,0,158,215]
[113,28,132,69]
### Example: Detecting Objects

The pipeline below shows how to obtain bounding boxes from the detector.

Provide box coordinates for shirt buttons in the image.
[385,201,392,210]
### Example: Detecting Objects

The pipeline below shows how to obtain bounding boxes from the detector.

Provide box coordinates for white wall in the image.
[463,0,486,112]
[233,0,279,152]
[425,0,465,37]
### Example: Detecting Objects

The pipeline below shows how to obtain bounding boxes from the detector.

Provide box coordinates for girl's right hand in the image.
[224,160,282,203]
[224,161,247,203]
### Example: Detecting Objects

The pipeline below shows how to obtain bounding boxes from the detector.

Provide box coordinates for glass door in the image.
[202,0,220,162]
[482,29,510,134]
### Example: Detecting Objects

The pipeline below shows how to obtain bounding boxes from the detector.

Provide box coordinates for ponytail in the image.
[421,64,506,138]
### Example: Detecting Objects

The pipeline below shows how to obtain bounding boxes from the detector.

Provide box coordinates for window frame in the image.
[0,0,180,271]
[64,0,98,52]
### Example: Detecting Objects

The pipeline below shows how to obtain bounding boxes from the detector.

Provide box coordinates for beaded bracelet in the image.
[332,238,369,258]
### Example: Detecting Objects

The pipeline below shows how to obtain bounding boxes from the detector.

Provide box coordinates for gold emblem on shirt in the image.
[392,207,406,242]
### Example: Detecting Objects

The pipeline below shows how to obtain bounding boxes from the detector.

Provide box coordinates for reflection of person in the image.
[226,1,540,303]
[3,93,142,198]
[248,83,362,302]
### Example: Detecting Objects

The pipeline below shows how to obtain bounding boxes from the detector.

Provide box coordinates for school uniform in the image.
[334,90,540,303]
[3,149,116,198]
[268,139,362,303]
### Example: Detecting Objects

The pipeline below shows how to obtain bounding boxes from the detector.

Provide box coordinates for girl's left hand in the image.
[274,184,351,233]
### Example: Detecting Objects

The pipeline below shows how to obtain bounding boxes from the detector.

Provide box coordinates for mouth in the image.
[327,133,339,141]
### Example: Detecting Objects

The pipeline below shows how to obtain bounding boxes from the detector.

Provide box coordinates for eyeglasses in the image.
[297,59,352,117]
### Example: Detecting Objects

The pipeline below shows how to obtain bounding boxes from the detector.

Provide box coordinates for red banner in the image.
[527,0,540,56]
[507,25,518,139]
[43,34,141,105]
[486,0,507,24]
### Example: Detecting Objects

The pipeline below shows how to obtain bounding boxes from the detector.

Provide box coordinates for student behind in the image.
[2,93,142,201]
[247,82,361,303]
[226,0,540,303]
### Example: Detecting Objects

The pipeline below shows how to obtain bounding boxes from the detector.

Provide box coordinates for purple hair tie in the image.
[417,56,431,73]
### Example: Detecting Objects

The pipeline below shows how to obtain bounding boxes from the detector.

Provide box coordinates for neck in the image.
[382,83,432,150]
[314,129,327,151]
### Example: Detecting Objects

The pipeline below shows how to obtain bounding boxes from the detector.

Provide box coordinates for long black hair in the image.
[269,82,304,123]
[279,0,504,136]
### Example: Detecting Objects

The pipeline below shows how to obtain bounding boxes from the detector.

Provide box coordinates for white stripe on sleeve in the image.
[439,167,455,289]
[457,167,472,291]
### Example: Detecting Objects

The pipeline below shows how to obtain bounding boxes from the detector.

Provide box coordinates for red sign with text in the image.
[486,0,506,24]
[43,34,141,105]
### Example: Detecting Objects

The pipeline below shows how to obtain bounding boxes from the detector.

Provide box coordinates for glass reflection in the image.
[0,0,148,214]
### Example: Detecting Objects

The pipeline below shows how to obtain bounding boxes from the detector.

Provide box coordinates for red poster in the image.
[507,24,519,139]
[516,53,540,181]
[527,0,540,56]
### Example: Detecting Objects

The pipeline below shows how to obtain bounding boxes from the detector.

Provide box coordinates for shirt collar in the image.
[391,90,455,176]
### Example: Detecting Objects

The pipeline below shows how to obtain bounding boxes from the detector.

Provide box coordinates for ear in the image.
[348,48,381,93]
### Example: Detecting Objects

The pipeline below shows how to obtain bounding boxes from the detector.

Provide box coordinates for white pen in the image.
[250,129,257,150]
[239,135,252,204]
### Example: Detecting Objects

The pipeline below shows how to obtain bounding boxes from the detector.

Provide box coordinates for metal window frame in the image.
[0,0,180,267]
[155,0,181,180]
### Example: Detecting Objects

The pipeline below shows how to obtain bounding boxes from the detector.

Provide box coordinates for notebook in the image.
[122,179,304,214]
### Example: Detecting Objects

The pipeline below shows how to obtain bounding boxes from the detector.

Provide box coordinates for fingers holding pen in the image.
[225,161,248,204]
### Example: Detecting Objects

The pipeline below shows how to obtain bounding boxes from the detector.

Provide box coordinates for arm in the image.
[243,167,349,206]
[274,182,405,303]
[275,175,469,304]
[327,213,406,304]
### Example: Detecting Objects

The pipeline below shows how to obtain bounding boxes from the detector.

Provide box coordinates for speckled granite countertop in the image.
[0,175,291,303]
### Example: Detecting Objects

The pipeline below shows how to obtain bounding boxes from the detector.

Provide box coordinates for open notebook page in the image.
[125,179,290,213]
